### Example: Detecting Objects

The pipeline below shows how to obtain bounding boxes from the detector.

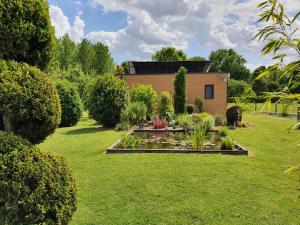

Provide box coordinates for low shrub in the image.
[153,118,167,129]
[87,75,127,127]
[0,60,61,144]
[186,104,194,114]
[195,97,204,112]
[0,131,77,225]
[214,114,226,126]
[120,134,142,149]
[220,136,235,150]
[158,92,174,119]
[177,114,193,129]
[115,122,130,131]
[189,124,207,150]
[130,84,157,115]
[219,126,229,137]
[56,80,83,127]
[121,102,147,126]
[194,113,215,131]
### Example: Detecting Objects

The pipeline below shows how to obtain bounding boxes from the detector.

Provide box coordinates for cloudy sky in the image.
[48,0,300,71]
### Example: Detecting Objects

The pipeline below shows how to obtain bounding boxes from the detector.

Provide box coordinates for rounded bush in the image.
[56,80,83,127]
[0,60,61,144]
[0,131,77,225]
[159,91,174,118]
[121,101,147,126]
[88,75,127,127]
[130,84,157,115]
[0,0,56,70]
[186,104,194,114]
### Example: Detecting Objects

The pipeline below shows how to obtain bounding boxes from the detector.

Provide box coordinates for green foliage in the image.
[56,80,83,127]
[158,92,174,118]
[0,131,77,225]
[194,113,215,131]
[228,79,253,97]
[189,124,207,150]
[177,114,193,129]
[174,66,187,114]
[121,134,142,149]
[93,42,115,74]
[130,84,157,115]
[209,49,251,81]
[0,60,61,144]
[220,136,235,150]
[189,56,206,61]
[214,114,226,126]
[121,102,147,126]
[195,97,204,112]
[186,104,194,114]
[219,126,229,137]
[152,47,187,61]
[88,75,127,127]
[58,34,78,70]
[0,0,55,70]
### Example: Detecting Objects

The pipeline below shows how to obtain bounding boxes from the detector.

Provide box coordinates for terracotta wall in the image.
[120,73,228,114]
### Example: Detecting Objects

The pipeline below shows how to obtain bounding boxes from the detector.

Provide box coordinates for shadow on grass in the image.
[64,127,109,135]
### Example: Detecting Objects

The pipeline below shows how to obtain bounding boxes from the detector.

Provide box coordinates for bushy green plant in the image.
[177,114,193,129]
[56,80,83,127]
[0,0,56,70]
[195,97,204,112]
[130,84,157,115]
[220,136,235,150]
[0,131,77,225]
[219,126,229,137]
[87,75,127,127]
[214,114,226,126]
[159,91,174,118]
[194,113,215,131]
[174,66,187,114]
[121,134,142,149]
[189,124,207,150]
[0,60,61,144]
[121,102,147,126]
[186,104,194,114]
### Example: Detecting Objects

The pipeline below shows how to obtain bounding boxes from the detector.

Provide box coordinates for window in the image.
[205,85,214,99]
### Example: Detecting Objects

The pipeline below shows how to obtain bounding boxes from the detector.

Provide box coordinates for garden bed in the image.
[106,130,248,155]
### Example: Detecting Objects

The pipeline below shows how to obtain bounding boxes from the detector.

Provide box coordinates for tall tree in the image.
[189,56,206,61]
[173,66,187,114]
[209,49,251,81]
[0,0,56,70]
[93,42,115,74]
[59,34,77,70]
[77,39,95,74]
[152,47,187,61]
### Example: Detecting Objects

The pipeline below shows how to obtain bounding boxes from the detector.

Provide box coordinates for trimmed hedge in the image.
[88,75,127,127]
[0,60,61,144]
[0,131,77,225]
[56,80,83,127]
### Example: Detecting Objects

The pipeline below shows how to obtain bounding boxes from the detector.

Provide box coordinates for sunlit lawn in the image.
[39,113,300,225]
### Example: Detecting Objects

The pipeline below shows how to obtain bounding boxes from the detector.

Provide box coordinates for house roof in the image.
[126,61,211,75]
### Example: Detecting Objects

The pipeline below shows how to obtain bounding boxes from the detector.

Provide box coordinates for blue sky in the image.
[48,0,300,70]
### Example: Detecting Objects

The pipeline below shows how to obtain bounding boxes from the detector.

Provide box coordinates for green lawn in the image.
[39,114,300,225]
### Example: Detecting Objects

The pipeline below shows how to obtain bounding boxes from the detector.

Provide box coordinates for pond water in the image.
[126,131,221,150]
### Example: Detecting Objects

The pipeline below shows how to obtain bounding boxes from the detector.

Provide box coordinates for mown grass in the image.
[39,113,300,225]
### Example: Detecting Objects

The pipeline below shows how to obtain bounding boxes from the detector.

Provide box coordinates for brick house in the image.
[118,61,228,114]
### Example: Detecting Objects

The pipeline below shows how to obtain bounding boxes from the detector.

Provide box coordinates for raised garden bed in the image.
[106,129,248,155]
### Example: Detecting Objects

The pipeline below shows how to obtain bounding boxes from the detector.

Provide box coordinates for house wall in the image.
[120,73,228,114]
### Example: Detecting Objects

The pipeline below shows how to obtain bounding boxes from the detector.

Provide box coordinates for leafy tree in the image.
[87,75,127,127]
[77,39,95,74]
[173,66,187,114]
[152,47,187,61]
[189,56,206,61]
[0,0,56,70]
[93,42,115,74]
[252,66,268,95]
[228,79,252,97]
[209,49,251,81]
[58,34,78,70]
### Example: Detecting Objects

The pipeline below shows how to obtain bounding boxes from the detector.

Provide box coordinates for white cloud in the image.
[49,5,85,42]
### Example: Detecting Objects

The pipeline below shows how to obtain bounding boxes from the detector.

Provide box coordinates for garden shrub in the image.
[130,84,157,115]
[214,114,226,126]
[195,97,204,112]
[177,114,193,129]
[0,131,77,225]
[174,66,187,114]
[220,136,235,150]
[159,91,174,118]
[87,75,127,127]
[121,101,147,126]
[194,112,215,131]
[186,104,194,114]
[56,80,83,127]
[219,126,229,137]
[0,0,56,70]
[120,133,142,149]
[0,60,61,144]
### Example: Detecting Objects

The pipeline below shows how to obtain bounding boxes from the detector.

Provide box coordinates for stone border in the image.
[106,130,248,156]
